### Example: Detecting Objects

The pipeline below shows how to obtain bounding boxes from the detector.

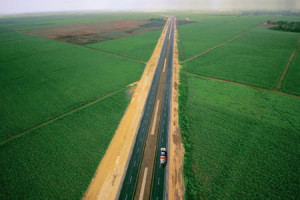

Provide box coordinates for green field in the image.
[176,12,300,200]
[0,12,162,30]
[0,12,167,199]
[182,27,300,89]
[177,16,263,61]
[0,35,68,61]
[0,34,144,141]
[177,14,300,61]
[283,46,300,95]
[86,29,162,62]
[0,88,131,199]
[179,74,300,199]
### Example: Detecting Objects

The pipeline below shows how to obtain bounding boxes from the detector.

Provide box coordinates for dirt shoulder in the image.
[83,17,170,200]
[169,18,185,200]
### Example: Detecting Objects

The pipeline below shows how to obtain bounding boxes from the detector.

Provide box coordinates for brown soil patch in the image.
[20,19,165,45]
[83,17,170,200]
[126,82,138,99]
[169,17,185,200]
[260,22,278,28]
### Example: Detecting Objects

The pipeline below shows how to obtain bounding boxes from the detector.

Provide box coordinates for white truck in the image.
[160,148,167,165]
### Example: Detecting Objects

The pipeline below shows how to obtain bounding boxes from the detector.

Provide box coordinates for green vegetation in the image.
[0,12,157,199]
[86,29,162,61]
[0,88,131,199]
[0,35,68,61]
[182,27,300,89]
[0,12,163,30]
[0,33,144,141]
[176,13,300,199]
[179,74,300,199]
[0,30,31,42]
[270,21,300,33]
[283,47,300,95]
[177,16,263,60]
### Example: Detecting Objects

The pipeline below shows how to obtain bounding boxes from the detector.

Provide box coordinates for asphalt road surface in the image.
[118,17,175,200]
[150,17,174,200]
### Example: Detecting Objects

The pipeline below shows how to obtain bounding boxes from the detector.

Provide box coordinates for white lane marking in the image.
[137,147,139,152]
[139,167,149,200]
[158,177,160,185]
[151,100,160,135]
[162,138,163,143]
[130,176,132,183]
[125,195,128,200]
[134,160,136,167]
[163,59,167,73]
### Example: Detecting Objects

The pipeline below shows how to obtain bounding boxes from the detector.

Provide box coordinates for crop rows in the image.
[177,16,263,61]
[179,74,300,199]
[283,46,300,95]
[86,29,162,62]
[182,27,300,89]
[1,88,132,199]
[0,33,145,141]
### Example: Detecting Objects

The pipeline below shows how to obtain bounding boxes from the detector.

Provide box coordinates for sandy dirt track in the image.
[83,18,170,200]
[169,18,185,200]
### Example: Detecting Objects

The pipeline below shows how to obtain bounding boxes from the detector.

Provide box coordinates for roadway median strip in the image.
[139,167,149,200]
[151,100,160,135]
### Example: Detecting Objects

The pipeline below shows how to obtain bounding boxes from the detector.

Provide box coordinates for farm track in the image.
[0,82,138,145]
[180,23,262,63]
[275,39,300,90]
[83,46,147,64]
[183,71,300,99]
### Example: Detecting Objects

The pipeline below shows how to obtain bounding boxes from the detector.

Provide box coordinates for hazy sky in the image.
[1,0,300,14]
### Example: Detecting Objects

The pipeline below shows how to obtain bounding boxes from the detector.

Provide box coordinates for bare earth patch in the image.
[20,19,165,45]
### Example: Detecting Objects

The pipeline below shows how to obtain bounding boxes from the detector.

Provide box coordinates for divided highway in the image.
[118,17,175,200]
[150,16,174,200]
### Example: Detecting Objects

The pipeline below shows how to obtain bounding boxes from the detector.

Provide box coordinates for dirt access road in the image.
[83,17,170,200]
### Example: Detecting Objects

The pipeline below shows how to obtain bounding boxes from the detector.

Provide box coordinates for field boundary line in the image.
[0,82,138,146]
[275,39,300,90]
[83,46,147,64]
[183,71,300,99]
[19,31,147,65]
[180,23,262,63]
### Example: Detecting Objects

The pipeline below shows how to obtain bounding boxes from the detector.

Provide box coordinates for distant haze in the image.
[1,0,300,14]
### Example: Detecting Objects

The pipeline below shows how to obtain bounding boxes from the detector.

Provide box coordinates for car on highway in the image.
[160,148,167,165]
